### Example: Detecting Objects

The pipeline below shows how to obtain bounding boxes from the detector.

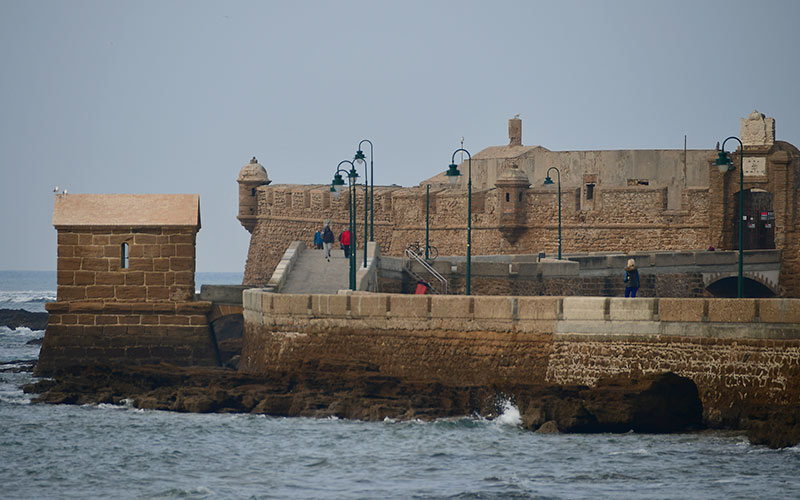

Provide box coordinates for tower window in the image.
[505,192,510,202]
[586,184,595,200]
[518,192,522,202]
[251,188,256,196]
[121,242,130,269]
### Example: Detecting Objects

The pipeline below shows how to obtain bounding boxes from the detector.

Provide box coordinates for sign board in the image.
[743,157,767,177]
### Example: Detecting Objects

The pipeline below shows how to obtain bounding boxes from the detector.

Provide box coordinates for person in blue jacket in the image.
[313,227,323,249]
[624,258,640,297]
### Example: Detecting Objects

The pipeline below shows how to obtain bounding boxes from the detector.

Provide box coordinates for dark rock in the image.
[745,404,800,449]
[518,372,703,434]
[583,372,704,433]
[1,360,36,373]
[24,364,703,436]
[0,308,48,330]
[535,421,560,433]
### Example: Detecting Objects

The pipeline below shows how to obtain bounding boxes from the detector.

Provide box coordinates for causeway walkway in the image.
[280,246,351,294]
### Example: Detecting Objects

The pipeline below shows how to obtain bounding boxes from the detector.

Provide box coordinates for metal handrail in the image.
[404,248,448,294]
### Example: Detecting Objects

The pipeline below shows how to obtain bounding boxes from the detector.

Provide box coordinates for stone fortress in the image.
[238,111,800,297]
[34,110,800,440]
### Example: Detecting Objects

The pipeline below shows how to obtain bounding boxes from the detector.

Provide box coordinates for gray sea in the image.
[1,271,799,500]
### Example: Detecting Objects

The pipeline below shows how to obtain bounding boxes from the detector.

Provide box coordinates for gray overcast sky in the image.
[2,0,799,272]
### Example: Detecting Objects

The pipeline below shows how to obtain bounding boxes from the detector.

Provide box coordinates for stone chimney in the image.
[740,110,775,147]
[508,116,522,147]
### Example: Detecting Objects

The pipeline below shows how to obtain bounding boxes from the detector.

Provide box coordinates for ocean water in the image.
[2,272,800,499]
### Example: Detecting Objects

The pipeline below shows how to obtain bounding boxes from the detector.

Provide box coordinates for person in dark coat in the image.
[624,258,640,297]
[322,224,334,261]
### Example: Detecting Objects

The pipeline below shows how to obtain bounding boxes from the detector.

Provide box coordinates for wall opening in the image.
[706,276,775,298]
[505,192,510,202]
[733,189,775,250]
[586,184,595,200]
[121,242,130,269]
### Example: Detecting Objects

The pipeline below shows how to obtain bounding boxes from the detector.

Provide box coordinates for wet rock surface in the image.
[24,365,707,436]
[0,308,48,330]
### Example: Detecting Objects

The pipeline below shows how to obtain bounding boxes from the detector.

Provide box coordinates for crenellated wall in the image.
[241,291,800,425]
[243,183,714,287]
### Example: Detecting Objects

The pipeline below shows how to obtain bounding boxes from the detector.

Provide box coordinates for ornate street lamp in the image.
[354,140,374,244]
[331,160,358,290]
[713,136,745,298]
[446,148,472,295]
[543,166,562,260]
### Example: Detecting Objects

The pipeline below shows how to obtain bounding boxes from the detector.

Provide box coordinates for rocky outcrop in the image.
[0,308,48,330]
[519,372,704,434]
[744,404,800,449]
[25,365,704,436]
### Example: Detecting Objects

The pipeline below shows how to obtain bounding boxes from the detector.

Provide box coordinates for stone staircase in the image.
[280,245,351,294]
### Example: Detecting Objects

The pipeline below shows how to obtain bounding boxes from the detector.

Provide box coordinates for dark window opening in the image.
[505,192,510,202]
[251,188,256,196]
[121,242,130,269]
[586,184,595,200]
[518,192,522,202]
[638,180,649,186]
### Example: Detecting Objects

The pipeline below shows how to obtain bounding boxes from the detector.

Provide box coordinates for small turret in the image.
[237,157,270,233]
[496,163,530,242]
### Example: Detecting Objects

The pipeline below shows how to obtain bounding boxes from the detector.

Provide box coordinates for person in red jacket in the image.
[340,228,351,258]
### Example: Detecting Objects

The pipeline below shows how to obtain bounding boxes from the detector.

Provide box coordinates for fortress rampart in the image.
[244,183,713,285]
[241,291,800,425]
[241,113,800,296]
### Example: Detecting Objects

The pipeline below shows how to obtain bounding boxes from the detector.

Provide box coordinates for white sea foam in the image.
[494,399,522,427]
[0,290,56,304]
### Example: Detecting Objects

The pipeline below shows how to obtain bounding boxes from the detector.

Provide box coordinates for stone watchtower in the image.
[495,163,530,243]
[36,193,219,375]
[237,157,270,233]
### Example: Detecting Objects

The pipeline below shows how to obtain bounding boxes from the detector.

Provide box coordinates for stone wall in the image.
[56,226,197,302]
[37,300,219,375]
[243,184,713,287]
[241,291,800,425]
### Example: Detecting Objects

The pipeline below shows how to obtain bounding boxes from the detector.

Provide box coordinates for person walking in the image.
[340,228,351,258]
[624,258,640,297]
[313,227,323,250]
[322,224,334,261]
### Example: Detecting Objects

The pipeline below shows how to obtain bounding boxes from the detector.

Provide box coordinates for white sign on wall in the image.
[743,157,767,177]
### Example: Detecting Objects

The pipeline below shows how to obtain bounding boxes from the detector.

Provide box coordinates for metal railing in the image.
[404,248,448,294]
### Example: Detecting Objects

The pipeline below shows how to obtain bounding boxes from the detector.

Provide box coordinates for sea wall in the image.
[241,291,800,425]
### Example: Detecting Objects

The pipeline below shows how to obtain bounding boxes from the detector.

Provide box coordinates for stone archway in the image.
[705,273,777,298]
[733,189,775,250]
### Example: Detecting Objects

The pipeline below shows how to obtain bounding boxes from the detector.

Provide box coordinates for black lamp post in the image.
[543,167,562,260]
[446,148,471,295]
[713,136,745,298]
[331,160,358,290]
[354,139,374,241]
[425,184,430,260]
[354,140,373,270]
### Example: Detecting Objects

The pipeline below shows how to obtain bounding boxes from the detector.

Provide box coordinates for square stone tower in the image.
[37,193,219,375]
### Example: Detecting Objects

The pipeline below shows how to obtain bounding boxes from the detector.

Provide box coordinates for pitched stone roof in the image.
[471,144,549,159]
[53,194,200,228]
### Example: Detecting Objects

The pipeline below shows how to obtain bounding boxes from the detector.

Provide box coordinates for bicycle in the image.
[406,241,438,261]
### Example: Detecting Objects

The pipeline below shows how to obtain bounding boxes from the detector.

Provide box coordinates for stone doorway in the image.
[733,189,775,250]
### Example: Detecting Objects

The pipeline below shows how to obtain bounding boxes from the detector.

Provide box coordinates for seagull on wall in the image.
[53,186,59,193]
